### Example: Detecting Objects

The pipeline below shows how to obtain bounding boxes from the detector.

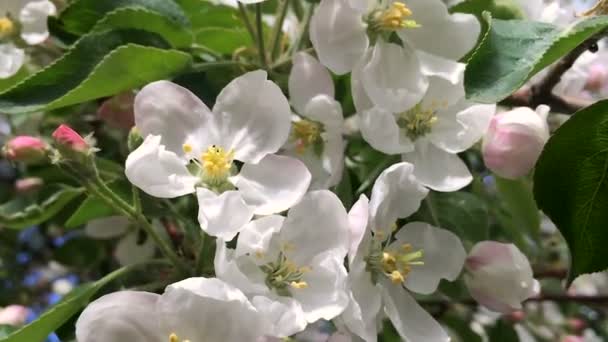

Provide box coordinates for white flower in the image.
[214,190,351,337]
[0,0,56,78]
[338,162,466,342]
[464,241,540,313]
[84,216,159,266]
[283,52,345,189]
[75,277,267,342]
[357,56,496,191]
[125,70,311,240]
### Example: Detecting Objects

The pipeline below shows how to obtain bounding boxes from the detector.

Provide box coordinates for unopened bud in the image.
[15,177,43,194]
[97,92,135,130]
[52,124,89,153]
[127,127,143,152]
[585,63,607,92]
[464,241,539,313]
[3,136,48,163]
[482,105,550,179]
[0,305,28,326]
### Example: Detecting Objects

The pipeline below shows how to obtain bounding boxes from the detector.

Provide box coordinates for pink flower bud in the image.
[52,124,89,152]
[482,106,550,179]
[562,336,584,342]
[97,92,135,130]
[464,241,539,313]
[3,136,47,163]
[0,305,28,326]
[15,177,43,193]
[585,64,607,92]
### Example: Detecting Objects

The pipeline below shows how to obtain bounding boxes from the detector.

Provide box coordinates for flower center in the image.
[259,246,311,296]
[397,102,443,140]
[183,144,235,187]
[169,333,191,342]
[290,119,324,156]
[365,239,424,285]
[0,17,15,39]
[369,2,419,32]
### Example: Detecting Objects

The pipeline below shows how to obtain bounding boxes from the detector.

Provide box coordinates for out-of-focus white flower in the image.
[464,241,540,313]
[338,162,466,342]
[0,0,56,78]
[482,105,550,180]
[76,278,267,342]
[85,216,158,266]
[125,71,311,240]
[215,190,351,337]
[0,305,28,326]
[284,52,345,189]
[357,56,495,191]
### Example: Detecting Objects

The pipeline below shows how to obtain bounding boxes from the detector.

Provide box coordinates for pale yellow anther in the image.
[169,333,179,342]
[182,143,193,154]
[0,17,14,38]
[290,281,309,289]
[401,243,412,252]
[201,145,234,181]
[291,119,323,155]
[377,2,419,31]
[390,270,405,284]
[255,250,265,259]
[299,266,313,273]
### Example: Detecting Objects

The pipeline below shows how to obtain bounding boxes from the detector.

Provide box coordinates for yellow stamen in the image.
[290,281,308,289]
[291,119,323,155]
[182,143,193,154]
[169,333,179,342]
[397,103,439,140]
[377,2,419,31]
[0,17,14,38]
[200,145,234,181]
[390,270,405,284]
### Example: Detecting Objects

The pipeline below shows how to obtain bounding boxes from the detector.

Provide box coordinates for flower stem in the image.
[238,2,258,45]
[255,3,269,68]
[190,60,251,73]
[270,0,290,61]
[290,3,313,56]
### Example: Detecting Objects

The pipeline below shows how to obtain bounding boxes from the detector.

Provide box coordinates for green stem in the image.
[190,60,251,73]
[195,232,211,275]
[255,3,268,68]
[189,44,222,59]
[290,4,313,55]
[238,3,258,45]
[270,0,290,61]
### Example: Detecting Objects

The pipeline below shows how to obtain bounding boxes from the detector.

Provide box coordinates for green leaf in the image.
[495,176,540,239]
[534,99,608,282]
[65,181,132,228]
[450,0,526,20]
[194,27,250,54]
[465,14,608,103]
[0,185,83,229]
[91,7,193,48]
[419,191,490,243]
[57,0,189,35]
[0,30,192,114]
[0,326,16,339]
[0,262,165,342]
[487,320,519,342]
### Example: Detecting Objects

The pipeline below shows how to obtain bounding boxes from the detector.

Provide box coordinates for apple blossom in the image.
[75,277,267,342]
[482,105,550,179]
[284,52,345,189]
[125,70,311,240]
[357,55,496,191]
[3,135,47,163]
[0,0,56,78]
[84,216,160,266]
[464,241,540,313]
[214,190,351,337]
[338,162,466,342]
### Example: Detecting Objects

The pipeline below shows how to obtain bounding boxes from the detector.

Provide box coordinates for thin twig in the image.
[270,0,290,61]
[255,3,269,68]
[238,3,258,45]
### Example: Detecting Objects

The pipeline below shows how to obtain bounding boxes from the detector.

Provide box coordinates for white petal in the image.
[235,215,285,258]
[369,162,428,235]
[429,102,496,154]
[125,135,198,198]
[197,188,254,240]
[134,81,213,157]
[115,231,157,266]
[213,70,291,164]
[302,95,344,132]
[214,239,268,295]
[19,0,56,45]
[84,216,130,239]
[76,291,162,342]
[418,51,466,86]
[397,0,480,60]
[347,195,369,264]
[419,65,466,111]
[359,106,414,154]
[361,41,428,113]
[280,190,350,263]
[403,142,472,192]
[233,154,311,215]
[309,0,369,75]
[291,251,349,323]
[351,51,374,113]
[0,43,24,79]
[395,222,466,294]
[289,52,335,114]
[159,277,265,342]
[252,296,308,337]
[381,280,450,342]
